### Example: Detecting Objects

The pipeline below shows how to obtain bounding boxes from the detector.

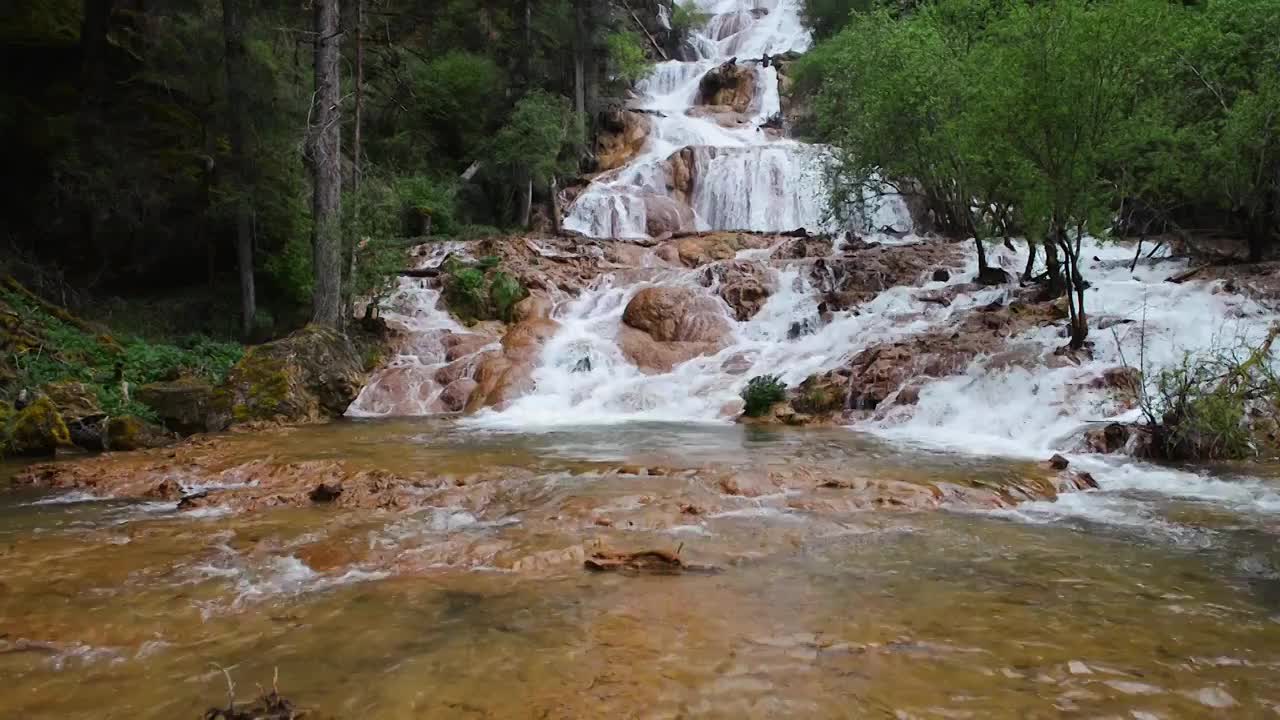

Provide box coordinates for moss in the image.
[791,376,845,416]
[0,401,14,456]
[10,396,70,456]
[223,348,292,421]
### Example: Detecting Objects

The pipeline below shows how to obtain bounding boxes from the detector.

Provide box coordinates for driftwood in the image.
[1165,264,1209,284]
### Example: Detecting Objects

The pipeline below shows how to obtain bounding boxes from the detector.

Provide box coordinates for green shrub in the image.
[742,375,787,417]
[606,31,651,84]
[672,1,710,36]
[489,271,527,322]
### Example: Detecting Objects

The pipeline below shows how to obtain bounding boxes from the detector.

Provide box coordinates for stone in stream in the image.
[1048,453,1070,470]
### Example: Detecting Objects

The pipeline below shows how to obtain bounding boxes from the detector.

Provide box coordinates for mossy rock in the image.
[136,377,217,435]
[0,400,14,456]
[105,415,173,451]
[214,325,370,426]
[10,396,71,456]
[790,375,846,416]
[40,380,104,423]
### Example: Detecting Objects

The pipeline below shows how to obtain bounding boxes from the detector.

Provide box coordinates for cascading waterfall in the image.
[370,0,1280,529]
[563,0,850,238]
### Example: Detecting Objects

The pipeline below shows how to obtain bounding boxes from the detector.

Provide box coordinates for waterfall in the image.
[563,0,848,238]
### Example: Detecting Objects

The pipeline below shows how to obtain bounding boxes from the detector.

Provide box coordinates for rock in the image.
[214,325,370,426]
[1089,365,1141,393]
[8,396,70,456]
[1083,422,1131,454]
[616,326,723,374]
[932,269,951,282]
[135,378,218,435]
[438,378,477,412]
[774,235,833,259]
[105,416,172,451]
[702,261,773,321]
[148,478,183,500]
[443,332,495,362]
[697,60,756,113]
[39,381,102,423]
[310,482,343,503]
[512,294,554,323]
[643,193,695,236]
[622,286,732,343]
[684,104,753,129]
[789,375,846,416]
[463,317,560,411]
[594,110,652,172]
[817,240,966,310]
[1047,453,1070,470]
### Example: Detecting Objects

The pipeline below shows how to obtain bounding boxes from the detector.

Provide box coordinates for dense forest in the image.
[1,0,684,339]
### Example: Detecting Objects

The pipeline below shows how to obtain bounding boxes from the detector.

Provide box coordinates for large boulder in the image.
[616,286,733,373]
[8,396,71,456]
[594,110,652,172]
[697,60,756,113]
[40,381,109,450]
[622,286,731,343]
[136,378,219,435]
[214,325,369,426]
[671,232,775,267]
[463,317,561,412]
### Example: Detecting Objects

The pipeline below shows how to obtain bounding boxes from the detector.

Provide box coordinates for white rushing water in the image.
[563,0,843,238]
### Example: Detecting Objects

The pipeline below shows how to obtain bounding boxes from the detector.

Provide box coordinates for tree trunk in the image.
[550,177,563,234]
[518,176,533,228]
[346,0,364,321]
[1022,240,1037,282]
[222,0,256,339]
[1042,229,1065,298]
[572,0,589,159]
[309,0,343,328]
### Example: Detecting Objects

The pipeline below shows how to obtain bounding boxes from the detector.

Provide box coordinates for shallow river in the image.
[2,419,1278,718]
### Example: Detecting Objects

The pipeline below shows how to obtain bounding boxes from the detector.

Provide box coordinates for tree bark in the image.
[309,0,343,328]
[572,0,589,159]
[222,0,256,339]
[1022,241,1037,282]
[346,0,364,320]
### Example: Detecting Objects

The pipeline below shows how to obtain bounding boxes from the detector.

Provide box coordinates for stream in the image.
[4,1,1280,717]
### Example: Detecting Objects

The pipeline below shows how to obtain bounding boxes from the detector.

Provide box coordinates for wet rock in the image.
[1089,365,1141,394]
[616,326,723,373]
[8,396,70,456]
[672,232,775,267]
[148,477,183,500]
[787,318,818,339]
[702,261,773,321]
[789,375,846,416]
[932,269,951,282]
[774,235,833,259]
[309,482,343,503]
[1083,422,1132,454]
[593,109,652,172]
[816,240,966,310]
[463,317,559,411]
[643,193,695,236]
[512,294,554,323]
[696,60,756,113]
[1047,454,1070,470]
[585,548,717,575]
[443,332,495,362]
[214,325,371,426]
[135,377,217,435]
[622,286,732,344]
[572,357,592,373]
[439,378,477,412]
[105,415,173,451]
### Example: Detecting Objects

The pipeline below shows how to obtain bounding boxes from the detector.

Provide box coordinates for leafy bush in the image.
[606,31,651,84]
[489,271,527,322]
[1133,327,1280,460]
[671,1,710,37]
[742,375,787,417]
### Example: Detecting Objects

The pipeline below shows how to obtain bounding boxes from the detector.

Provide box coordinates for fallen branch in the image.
[1165,264,1208,284]
[618,0,669,60]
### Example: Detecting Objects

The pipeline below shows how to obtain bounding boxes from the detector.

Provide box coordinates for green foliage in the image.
[801,0,877,40]
[491,91,582,187]
[671,1,710,36]
[1,283,241,417]
[606,31,651,85]
[742,375,787,417]
[489,271,527,322]
[441,258,527,324]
